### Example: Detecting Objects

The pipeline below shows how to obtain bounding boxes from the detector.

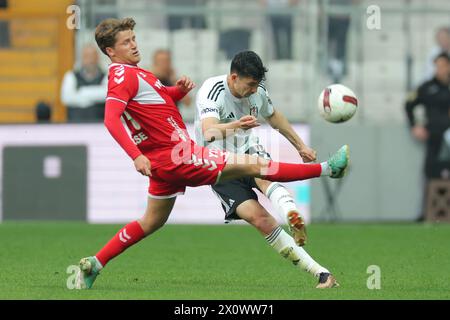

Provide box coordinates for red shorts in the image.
[147,142,229,198]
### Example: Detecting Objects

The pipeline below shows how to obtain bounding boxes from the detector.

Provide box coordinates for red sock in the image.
[96,220,145,267]
[262,161,322,182]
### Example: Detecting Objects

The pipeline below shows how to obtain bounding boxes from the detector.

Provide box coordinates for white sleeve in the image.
[196,83,221,120]
[61,72,108,108]
[258,85,274,118]
[77,75,108,103]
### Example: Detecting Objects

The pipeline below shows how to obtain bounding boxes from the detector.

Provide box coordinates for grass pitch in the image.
[0,222,449,300]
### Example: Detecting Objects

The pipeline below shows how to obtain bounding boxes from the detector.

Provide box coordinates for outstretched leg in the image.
[221,145,349,183]
[236,200,338,288]
[255,178,307,246]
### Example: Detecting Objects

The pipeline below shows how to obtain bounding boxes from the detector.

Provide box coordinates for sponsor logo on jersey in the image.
[225,112,235,119]
[113,65,125,84]
[154,79,163,89]
[250,105,258,117]
[188,154,218,171]
[201,107,219,115]
[167,116,188,142]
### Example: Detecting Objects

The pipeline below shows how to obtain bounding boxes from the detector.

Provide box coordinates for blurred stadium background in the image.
[0,0,450,300]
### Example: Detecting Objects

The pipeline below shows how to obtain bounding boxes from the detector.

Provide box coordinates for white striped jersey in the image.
[194,74,274,154]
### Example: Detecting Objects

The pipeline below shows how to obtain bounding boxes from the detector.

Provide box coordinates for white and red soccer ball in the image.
[317,84,358,123]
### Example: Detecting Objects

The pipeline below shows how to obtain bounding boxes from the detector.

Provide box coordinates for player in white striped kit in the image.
[194,51,339,288]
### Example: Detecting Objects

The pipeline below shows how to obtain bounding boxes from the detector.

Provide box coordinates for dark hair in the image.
[35,101,51,122]
[434,51,450,63]
[95,18,136,56]
[230,51,268,82]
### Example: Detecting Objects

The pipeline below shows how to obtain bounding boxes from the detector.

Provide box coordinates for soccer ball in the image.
[317,84,358,123]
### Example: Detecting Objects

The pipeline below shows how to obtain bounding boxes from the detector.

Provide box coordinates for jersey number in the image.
[123,111,148,145]
[123,111,141,130]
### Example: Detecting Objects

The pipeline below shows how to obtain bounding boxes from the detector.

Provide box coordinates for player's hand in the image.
[299,146,317,163]
[134,154,152,176]
[237,115,260,130]
[412,125,428,142]
[176,76,196,93]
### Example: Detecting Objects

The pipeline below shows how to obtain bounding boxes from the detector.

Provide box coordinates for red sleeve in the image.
[164,86,187,102]
[104,99,142,160]
[107,65,138,104]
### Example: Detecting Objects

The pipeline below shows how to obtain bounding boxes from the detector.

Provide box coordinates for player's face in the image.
[231,75,259,98]
[108,30,141,65]
[81,46,99,69]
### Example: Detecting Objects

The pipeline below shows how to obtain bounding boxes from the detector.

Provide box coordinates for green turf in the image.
[0,222,449,299]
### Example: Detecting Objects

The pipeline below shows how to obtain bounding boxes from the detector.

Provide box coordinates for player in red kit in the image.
[75,17,349,289]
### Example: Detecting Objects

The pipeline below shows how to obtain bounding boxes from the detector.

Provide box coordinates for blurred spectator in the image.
[35,101,52,123]
[61,44,107,122]
[326,0,353,83]
[424,27,450,82]
[261,0,299,60]
[0,0,10,48]
[166,0,207,31]
[150,49,192,108]
[405,52,450,220]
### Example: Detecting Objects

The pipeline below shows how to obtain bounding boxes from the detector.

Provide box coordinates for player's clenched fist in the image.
[134,154,152,176]
[176,76,196,93]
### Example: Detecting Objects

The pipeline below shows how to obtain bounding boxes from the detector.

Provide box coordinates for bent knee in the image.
[254,178,272,193]
[139,214,168,234]
[247,212,277,233]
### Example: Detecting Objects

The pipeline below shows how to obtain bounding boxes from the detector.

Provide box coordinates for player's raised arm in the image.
[175,76,195,92]
[256,84,316,163]
[163,75,196,102]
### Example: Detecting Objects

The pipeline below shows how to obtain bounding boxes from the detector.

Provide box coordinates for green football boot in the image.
[76,256,101,289]
[327,145,349,178]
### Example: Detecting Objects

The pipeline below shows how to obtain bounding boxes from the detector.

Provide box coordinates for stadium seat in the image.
[172,29,218,62]
[215,60,231,75]
[250,30,265,58]
[362,61,406,82]
[410,0,450,10]
[0,40,63,122]
[268,91,310,122]
[267,61,312,82]
[362,30,406,61]
[361,91,407,123]
[425,180,450,222]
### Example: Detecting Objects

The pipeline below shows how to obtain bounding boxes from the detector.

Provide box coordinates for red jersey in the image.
[105,63,189,168]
